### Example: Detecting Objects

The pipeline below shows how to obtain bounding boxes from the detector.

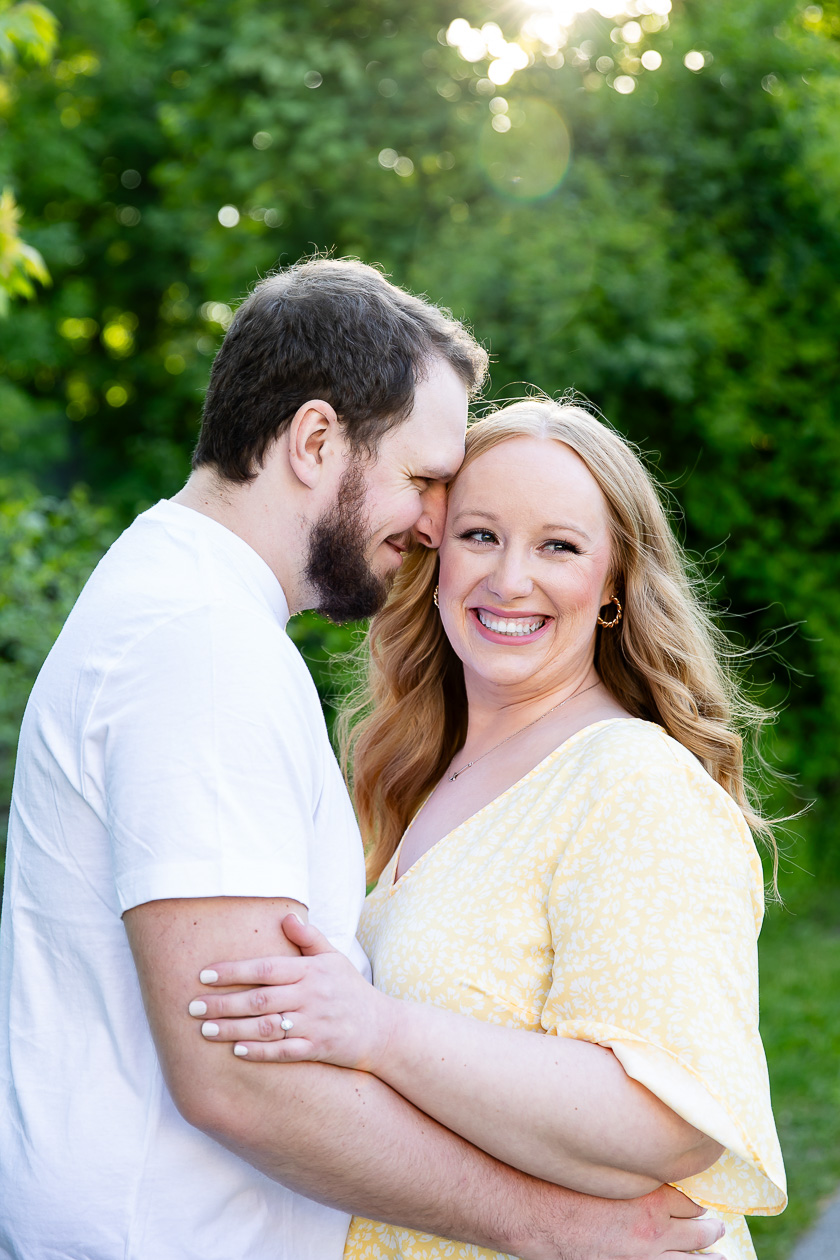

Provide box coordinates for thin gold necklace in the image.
[446,678,602,782]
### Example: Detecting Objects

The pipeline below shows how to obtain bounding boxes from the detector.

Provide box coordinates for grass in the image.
[749,883,840,1260]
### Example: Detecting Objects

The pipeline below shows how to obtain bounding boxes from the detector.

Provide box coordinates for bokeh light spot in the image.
[200,301,233,329]
[613,74,636,93]
[491,114,512,131]
[641,50,663,70]
[164,354,186,375]
[394,156,415,177]
[120,169,141,189]
[105,384,128,407]
[378,148,399,168]
[304,71,323,89]
[217,205,240,227]
[478,98,571,201]
[252,131,272,149]
[684,50,705,71]
[488,60,514,85]
[620,21,643,43]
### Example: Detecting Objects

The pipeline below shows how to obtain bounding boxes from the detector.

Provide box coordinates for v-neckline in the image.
[389,717,643,892]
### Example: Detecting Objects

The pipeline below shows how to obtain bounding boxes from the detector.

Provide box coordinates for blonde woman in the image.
[193,401,787,1260]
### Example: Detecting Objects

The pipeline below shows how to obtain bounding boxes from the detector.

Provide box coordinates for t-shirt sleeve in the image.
[541,744,786,1217]
[88,605,321,912]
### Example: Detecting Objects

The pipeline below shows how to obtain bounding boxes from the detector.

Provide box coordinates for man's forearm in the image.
[125,896,557,1257]
[190,1053,562,1258]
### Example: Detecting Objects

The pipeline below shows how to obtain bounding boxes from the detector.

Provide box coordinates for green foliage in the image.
[0,483,116,825]
[0,0,839,881]
[0,1,57,311]
[0,186,50,313]
[751,887,840,1260]
[0,1,58,68]
[7,0,835,873]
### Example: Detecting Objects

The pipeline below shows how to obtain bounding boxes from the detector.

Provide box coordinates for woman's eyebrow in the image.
[451,508,591,540]
[542,522,592,541]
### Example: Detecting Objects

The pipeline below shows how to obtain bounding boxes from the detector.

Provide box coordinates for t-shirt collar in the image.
[152,499,291,628]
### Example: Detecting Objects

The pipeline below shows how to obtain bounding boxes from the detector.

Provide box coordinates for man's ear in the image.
[287,399,341,490]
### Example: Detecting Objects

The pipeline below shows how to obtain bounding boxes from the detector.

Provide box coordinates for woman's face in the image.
[437,436,615,698]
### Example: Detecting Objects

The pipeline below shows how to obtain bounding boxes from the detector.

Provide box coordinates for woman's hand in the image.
[189,913,397,1071]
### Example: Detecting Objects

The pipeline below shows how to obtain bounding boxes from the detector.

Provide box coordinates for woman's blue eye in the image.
[543,540,579,554]
[460,529,497,544]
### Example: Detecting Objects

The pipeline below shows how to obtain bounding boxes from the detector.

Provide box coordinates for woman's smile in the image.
[470,606,552,642]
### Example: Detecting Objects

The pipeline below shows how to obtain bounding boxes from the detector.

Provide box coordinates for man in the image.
[0,259,723,1259]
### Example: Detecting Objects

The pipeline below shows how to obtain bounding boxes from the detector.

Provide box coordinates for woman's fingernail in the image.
[199,969,219,984]
[234,1044,249,1057]
[201,1022,220,1038]
[188,1000,207,1016]
[289,913,303,924]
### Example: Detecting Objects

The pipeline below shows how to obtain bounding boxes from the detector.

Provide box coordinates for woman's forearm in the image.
[191,926,723,1198]
[371,996,722,1198]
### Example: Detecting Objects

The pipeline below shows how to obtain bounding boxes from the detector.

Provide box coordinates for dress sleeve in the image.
[541,742,786,1216]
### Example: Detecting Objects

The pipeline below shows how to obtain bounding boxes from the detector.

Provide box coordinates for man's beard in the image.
[304,459,391,623]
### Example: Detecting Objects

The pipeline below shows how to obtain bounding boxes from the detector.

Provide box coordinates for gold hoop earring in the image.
[433,585,439,609]
[597,595,622,629]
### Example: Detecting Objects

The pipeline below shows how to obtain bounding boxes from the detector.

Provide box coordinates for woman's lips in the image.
[469,606,552,644]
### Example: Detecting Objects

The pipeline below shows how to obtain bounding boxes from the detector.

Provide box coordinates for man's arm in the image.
[124,895,725,1260]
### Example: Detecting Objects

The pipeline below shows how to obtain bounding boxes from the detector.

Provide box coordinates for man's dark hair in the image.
[193,258,488,482]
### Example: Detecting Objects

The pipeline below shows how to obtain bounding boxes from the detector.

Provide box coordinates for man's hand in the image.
[525,1184,724,1260]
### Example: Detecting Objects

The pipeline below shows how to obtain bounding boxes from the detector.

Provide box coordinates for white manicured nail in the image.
[201,1022,219,1038]
[199,969,218,984]
[234,1044,249,1057]
[188,1000,207,1016]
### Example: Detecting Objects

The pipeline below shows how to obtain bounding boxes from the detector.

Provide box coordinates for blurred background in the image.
[0,0,838,1253]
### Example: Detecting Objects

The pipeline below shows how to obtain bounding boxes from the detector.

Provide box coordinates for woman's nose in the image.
[486,552,533,602]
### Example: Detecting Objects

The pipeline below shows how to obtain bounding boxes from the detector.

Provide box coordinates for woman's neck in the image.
[461,664,603,755]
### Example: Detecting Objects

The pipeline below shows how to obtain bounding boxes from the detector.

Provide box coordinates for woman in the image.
[192,400,787,1260]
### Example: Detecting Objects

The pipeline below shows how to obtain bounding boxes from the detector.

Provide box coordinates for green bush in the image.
[0,482,117,867]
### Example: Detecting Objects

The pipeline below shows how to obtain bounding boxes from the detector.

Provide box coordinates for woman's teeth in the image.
[476,610,547,636]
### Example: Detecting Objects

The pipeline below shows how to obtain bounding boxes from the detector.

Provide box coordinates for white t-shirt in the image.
[0,500,369,1259]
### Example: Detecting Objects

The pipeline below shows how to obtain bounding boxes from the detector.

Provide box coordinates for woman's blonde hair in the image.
[338,398,778,882]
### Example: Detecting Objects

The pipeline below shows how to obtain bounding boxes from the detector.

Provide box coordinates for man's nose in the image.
[411,483,447,549]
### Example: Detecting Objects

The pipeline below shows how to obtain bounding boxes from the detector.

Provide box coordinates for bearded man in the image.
[0,259,721,1260]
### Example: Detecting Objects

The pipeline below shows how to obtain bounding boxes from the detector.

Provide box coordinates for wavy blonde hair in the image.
[338,399,778,884]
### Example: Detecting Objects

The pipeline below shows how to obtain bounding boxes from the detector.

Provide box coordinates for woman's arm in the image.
[191,915,722,1199]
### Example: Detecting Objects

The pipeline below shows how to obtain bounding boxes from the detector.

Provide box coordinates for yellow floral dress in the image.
[344,719,786,1260]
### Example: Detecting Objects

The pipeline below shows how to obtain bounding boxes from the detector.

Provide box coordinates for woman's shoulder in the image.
[559,718,750,829]
[557,718,760,876]
[564,716,696,773]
